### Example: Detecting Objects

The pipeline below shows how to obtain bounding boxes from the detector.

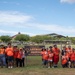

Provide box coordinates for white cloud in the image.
[33,23,75,33]
[24,23,75,36]
[0,23,75,36]
[0,1,20,5]
[0,30,17,34]
[0,11,33,24]
[60,0,75,3]
[0,11,75,36]
[0,29,35,36]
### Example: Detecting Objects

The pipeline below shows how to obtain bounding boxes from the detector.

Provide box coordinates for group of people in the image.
[0,42,75,68]
[0,43,25,68]
[41,45,75,68]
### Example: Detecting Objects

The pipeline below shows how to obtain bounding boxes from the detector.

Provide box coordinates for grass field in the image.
[0,56,75,75]
[0,44,75,75]
[26,56,62,68]
[0,67,75,75]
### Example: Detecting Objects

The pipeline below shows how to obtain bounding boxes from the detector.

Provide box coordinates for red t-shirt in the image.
[0,48,5,54]
[70,52,75,61]
[13,48,19,58]
[52,48,60,56]
[17,51,23,59]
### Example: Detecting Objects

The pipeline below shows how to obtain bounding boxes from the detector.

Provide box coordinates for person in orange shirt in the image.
[65,46,72,68]
[64,51,71,68]
[5,43,14,68]
[48,46,54,68]
[52,44,60,68]
[66,45,72,53]
[62,52,68,68]
[42,49,48,67]
[70,48,75,68]
[13,45,19,67]
[0,44,6,68]
[17,48,23,67]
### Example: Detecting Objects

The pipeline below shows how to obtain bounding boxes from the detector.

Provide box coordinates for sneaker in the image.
[52,66,54,68]
[10,66,13,68]
[48,66,50,68]
[8,66,11,68]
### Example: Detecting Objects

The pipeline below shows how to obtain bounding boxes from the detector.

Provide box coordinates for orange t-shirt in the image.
[17,51,23,59]
[0,48,5,54]
[66,48,72,52]
[5,47,13,56]
[62,56,68,65]
[53,48,60,56]
[48,52,54,60]
[43,51,48,60]
[65,51,71,58]
[70,52,75,61]
[47,50,51,54]
[13,48,19,58]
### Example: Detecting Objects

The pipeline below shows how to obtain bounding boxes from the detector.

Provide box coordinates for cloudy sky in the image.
[0,0,75,36]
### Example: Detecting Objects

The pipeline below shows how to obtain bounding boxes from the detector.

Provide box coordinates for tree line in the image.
[0,34,75,44]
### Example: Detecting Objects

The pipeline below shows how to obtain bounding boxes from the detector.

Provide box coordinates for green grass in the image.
[0,66,75,75]
[0,56,75,75]
[26,56,62,68]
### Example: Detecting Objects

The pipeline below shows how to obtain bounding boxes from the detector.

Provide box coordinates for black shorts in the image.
[43,60,48,65]
[7,56,13,62]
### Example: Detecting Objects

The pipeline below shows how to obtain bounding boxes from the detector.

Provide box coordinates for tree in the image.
[70,37,75,44]
[15,34,30,42]
[30,35,52,43]
[30,35,44,43]
[0,35,11,42]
